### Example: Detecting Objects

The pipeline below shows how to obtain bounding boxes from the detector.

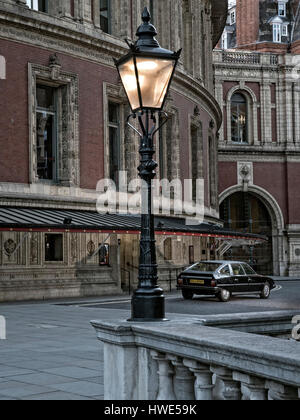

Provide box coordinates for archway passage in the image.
[220,192,273,275]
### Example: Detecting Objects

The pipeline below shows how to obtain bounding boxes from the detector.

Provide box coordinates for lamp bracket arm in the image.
[151,111,169,138]
[126,113,143,138]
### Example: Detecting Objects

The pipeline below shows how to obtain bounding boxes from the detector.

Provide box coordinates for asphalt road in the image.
[85,281,300,316]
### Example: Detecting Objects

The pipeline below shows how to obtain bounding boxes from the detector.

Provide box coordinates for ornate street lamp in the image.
[115,7,181,322]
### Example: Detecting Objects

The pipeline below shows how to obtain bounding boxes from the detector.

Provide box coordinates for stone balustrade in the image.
[91,317,300,401]
[213,50,279,67]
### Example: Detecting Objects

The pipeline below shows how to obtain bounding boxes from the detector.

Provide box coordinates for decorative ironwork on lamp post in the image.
[115,7,181,322]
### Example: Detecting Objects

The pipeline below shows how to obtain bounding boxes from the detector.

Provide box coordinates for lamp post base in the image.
[128,288,169,322]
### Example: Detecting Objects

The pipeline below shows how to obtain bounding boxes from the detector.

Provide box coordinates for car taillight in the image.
[211,280,216,287]
[178,278,183,285]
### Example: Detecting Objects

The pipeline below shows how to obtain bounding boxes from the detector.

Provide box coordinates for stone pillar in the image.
[233,372,268,400]
[168,356,195,401]
[91,323,139,400]
[215,81,224,143]
[76,0,93,25]
[267,381,299,401]
[151,351,176,401]
[293,83,300,145]
[184,359,214,401]
[260,78,272,145]
[211,366,242,401]
[93,0,101,28]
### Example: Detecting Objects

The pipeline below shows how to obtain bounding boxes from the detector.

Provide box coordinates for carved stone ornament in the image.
[4,239,17,256]
[87,240,96,257]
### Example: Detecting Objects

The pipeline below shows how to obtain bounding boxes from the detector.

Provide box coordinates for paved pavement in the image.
[0,279,299,400]
[0,298,132,400]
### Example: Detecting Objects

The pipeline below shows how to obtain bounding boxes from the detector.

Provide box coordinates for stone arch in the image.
[226,85,259,145]
[219,185,286,275]
[0,55,6,79]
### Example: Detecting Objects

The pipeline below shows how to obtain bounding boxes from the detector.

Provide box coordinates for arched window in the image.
[231,93,248,143]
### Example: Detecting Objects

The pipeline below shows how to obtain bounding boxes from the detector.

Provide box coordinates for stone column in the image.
[169,356,195,401]
[76,0,93,25]
[233,372,268,401]
[215,81,224,143]
[267,381,299,401]
[151,351,176,400]
[184,359,214,401]
[260,77,272,145]
[293,83,300,145]
[211,366,242,401]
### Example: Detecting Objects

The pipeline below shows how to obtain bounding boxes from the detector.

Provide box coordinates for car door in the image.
[230,263,249,292]
[243,264,261,292]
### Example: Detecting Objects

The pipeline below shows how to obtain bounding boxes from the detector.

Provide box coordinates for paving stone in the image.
[8,373,78,386]
[48,381,104,397]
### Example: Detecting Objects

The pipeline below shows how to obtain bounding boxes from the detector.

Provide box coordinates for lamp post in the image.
[115,7,181,322]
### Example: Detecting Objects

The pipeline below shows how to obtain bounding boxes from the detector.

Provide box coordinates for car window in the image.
[219,265,231,276]
[231,264,245,276]
[243,264,256,275]
[190,262,222,272]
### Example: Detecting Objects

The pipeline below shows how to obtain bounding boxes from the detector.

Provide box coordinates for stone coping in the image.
[91,316,300,387]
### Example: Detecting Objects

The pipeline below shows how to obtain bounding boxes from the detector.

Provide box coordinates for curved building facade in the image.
[0,0,230,301]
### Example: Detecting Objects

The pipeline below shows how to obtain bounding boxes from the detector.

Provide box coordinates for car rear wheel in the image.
[260,282,271,299]
[218,289,231,303]
[182,290,194,300]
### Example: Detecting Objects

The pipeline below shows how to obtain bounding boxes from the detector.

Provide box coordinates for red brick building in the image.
[215,0,300,276]
[0,0,241,302]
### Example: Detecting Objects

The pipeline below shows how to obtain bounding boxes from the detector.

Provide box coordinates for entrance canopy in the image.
[0,207,267,243]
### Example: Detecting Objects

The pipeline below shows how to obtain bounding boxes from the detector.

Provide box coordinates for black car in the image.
[177,261,276,302]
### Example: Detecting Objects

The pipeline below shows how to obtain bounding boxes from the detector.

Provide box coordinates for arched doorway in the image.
[220,192,273,275]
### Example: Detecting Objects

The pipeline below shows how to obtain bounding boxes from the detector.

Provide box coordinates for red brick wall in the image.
[0,39,118,188]
[0,38,217,207]
[236,0,260,48]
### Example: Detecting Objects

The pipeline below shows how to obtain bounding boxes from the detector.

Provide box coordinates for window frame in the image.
[44,233,64,263]
[28,63,79,187]
[100,0,112,34]
[108,102,121,189]
[273,23,282,43]
[278,2,286,18]
[231,92,248,144]
[26,0,48,13]
[36,85,58,183]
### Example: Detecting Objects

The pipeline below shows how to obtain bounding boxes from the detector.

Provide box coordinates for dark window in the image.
[191,125,203,201]
[26,0,48,12]
[231,264,245,276]
[164,238,172,261]
[36,85,57,181]
[189,246,195,265]
[220,265,231,276]
[231,93,248,143]
[45,234,63,262]
[243,264,256,275]
[99,244,110,266]
[100,0,111,34]
[109,102,121,189]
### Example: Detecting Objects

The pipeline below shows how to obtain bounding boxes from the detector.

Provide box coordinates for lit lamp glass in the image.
[115,8,181,113]
[118,57,177,112]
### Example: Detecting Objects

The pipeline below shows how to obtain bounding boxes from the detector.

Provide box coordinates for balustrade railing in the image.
[92,316,300,401]
[218,51,279,66]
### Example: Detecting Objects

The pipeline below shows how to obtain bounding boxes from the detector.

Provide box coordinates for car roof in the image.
[202,261,249,265]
